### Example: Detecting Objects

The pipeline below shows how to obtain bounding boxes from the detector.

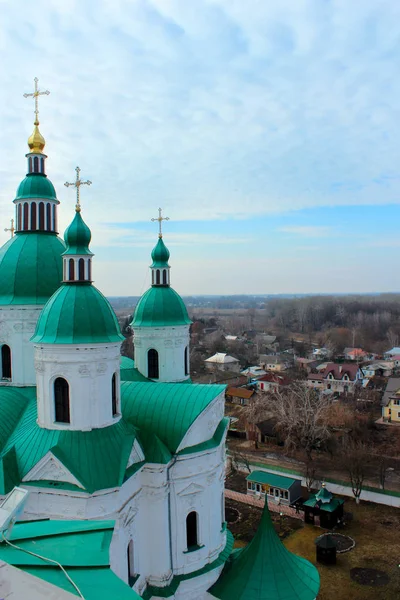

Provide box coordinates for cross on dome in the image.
[64,166,92,212]
[23,77,50,126]
[4,219,15,238]
[151,208,169,238]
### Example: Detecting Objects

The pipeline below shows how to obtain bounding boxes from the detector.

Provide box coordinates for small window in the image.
[184,346,189,376]
[28,157,33,173]
[38,202,45,230]
[52,204,56,231]
[1,345,11,380]
[88,259,91,281]
[162,269,167,285]
[41,157,45,173]
[69,258,75,281]
[31,202,37,230]
[156,270,160,285]
[23,203,29,231]
[33,156,39,173]
[17,204,22,231]
[78,258,85,281]
[148,349,159,379]
[54,377,70,424]
[186,511,199,549]
[269,488,274,496]
[46,203,51,231]
[112,373,118,416]
[127,540,136,586]
[152,270,155,285]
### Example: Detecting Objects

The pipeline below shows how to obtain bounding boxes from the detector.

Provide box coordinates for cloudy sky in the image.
[0,0,399,296]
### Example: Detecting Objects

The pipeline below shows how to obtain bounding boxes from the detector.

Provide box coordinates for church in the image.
[0,81,320,600]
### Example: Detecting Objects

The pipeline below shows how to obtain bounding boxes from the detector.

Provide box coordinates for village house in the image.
[363,361,395,379]
[307,362,363,394]
[226,387,254,406]
[204,352,240,372]
[245,417,281,446]
[257,372,291,393]
[246,471,302,505]
[381,377,400,423]
[259,354,290,372]
[343,347,369,361]
[241,365,267,379]
[384,346,400,360]
[312,347,331,359]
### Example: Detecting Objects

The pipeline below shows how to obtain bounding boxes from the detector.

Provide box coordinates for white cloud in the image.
[278,225,331,237]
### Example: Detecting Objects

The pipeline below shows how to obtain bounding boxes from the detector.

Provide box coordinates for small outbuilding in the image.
[246,470,302,505]
[315,534,337,565]
[303,483,344,528]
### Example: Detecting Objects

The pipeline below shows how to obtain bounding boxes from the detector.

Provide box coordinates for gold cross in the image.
[64,166,92,212]
[4,219,15,238]
[23,77,50,125]
[151,208,170,238]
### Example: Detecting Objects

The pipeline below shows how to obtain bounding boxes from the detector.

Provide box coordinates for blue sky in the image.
[0,0,400,295]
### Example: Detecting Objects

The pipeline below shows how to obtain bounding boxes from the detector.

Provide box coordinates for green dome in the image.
[15,174,57,201]
[0,233,65,305]
[31,284,124,344]
[63,210,93,256]
[131,286,191,327]
[151,237,170,267]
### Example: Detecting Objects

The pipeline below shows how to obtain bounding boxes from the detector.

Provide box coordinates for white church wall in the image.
[134,325,190,382]
[34,342,121,430]
[0,306,42,386]
[177,393,225,452]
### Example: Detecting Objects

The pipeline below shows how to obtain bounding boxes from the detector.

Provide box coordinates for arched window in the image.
[17,204,22,231]
[33,156,39,173]
[46,203,51,231]
[162,269,167,285]
[54,377,70,423]
[88,259,91,281]
[152,271,154,285]
[127,540,136,586]
[38,202,44,230]
[31,202,37,230]
[41,158,45,173]
[148,349,159,379]
[112,373,118,416]
[1,345,11,380]
[184,346,189,376]
[23,203,29,231]
[69,258,75,281]
[28,157,32,173]
[78,258,85,281]
[52,204,56,231]
[186,511,199,549]
[156,270,160,285]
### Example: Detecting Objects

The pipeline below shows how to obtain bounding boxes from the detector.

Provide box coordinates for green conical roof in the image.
[0,233,65,305]
[31,284,124,344]
[151,237,170,268]
[131,286,191,327]
[211,499,320,600]
[63,209,93,256]
[15,174,57,201]
[315,485,332,503]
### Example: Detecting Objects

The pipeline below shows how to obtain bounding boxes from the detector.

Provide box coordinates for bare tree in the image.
[342,439,369,503]
[248,383,332,491]
[386,328,399,350]
[230,449,251,474]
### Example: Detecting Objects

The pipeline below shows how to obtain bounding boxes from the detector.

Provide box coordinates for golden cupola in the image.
[27,120,46,154]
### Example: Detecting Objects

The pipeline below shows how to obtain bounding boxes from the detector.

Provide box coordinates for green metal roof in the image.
[315,485,333,502]
[131,286,191,327]
[120,356,150,383]
[15,174,57,201]
[303,494,344,513]
[210,499,320,600]
[246,470,298,490]
[0,232,65,305]
[0,519,140,599]
[151,237,170,267]
[122,381,225,453]
[0,392,139,494]
[63,209,93,256]
[31,283,124,344]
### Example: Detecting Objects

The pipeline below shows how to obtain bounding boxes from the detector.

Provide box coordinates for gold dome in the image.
[28,121,45,153]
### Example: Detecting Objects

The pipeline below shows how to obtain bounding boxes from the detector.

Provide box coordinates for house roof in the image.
[381,377,400,406]
[0,519,140,600]
[320,362,360,381]
[258,373,291,385]
[210,498,320,600]
[246,470,298,490]
[226,387,254,399]
[385,347,400,355]
[259,354,285,363]
[205,353,239,364]
[307,373,324,381]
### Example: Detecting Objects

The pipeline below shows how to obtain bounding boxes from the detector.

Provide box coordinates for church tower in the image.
[32,179,124,431]
[131,209,192,383]
[0,78,65,386]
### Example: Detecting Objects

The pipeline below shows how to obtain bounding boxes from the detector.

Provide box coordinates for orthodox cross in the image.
[64,166,92,212]
[23,77,50,124]
[151,208,169,238]
[4,219,15,238]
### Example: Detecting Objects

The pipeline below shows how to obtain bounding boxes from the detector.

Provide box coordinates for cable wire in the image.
[1,531,85,598]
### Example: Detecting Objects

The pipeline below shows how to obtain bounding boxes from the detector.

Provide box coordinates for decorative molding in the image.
[79,364,90,375]
[177,482,204,497]
[22,451,84,489]
[34,360,44,373]
[97,363,107,374]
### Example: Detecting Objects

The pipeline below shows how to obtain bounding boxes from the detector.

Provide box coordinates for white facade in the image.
[134,325,190,383]
[0,306,42,386]
[34,342,121,430]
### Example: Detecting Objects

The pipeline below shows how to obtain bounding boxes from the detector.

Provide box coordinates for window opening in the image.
[69,258,75,281]
[1,345,11,380]
[38,202,44,230]
[23,203,29,231]
[184,346,189,376]
[148,349,159,379]
[163,269,167,285]
[186,511,199,549]
[156,270,160,285]
[54,377,70,423]
[112,373,118,416]
[31,203,37,230]
[78,258,85,281]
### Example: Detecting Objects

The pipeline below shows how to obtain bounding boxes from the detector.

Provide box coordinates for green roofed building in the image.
[246,470,302,506]
[210,498,320,600]
[303,483,345,528]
